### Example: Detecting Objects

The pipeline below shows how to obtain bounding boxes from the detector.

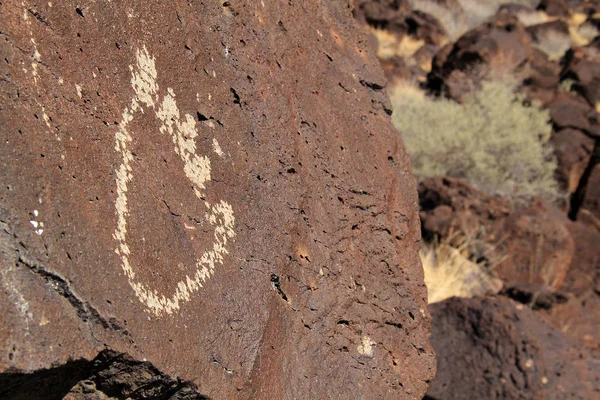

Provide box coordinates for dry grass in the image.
[370,27,425,59]
[422,233,503,304]
[570,21,599,47]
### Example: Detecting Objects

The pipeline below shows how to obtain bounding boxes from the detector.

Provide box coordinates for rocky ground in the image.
[355,0,599,398]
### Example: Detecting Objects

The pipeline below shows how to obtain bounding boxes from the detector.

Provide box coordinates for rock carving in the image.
[113,46,235,317]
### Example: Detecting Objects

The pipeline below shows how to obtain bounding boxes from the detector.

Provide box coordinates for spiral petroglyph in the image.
[113,46,235,316]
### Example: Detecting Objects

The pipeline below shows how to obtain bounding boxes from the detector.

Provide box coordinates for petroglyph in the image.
[357,335,376,357]
[212,138,225,157]
[113,46,235,317]
[29,209,44,235]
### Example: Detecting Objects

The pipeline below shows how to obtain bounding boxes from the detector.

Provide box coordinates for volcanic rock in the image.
[418,178,574,290]
[0,1,434,399]
[426,296,600,400]
[428,11,535,101]
[537,0,570,18]
[549,93,600,138]
[552,128,595,194]
[354,0,446,45]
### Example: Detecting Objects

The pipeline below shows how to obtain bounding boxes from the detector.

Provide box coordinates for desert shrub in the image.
[390,79,559,205]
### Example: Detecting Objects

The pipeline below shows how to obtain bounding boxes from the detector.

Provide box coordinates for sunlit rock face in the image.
[0,1,433,399]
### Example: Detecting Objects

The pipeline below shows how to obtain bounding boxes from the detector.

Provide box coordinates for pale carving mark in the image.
[113,46,235,317]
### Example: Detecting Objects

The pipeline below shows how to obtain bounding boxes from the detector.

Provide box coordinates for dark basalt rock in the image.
[426,296,600,400]
[0,1,434,399]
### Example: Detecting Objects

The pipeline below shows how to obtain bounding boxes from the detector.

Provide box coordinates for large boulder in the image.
[418,177,574,290]
[0,1,434,399]
[427,11,536,101]
[426,296,600,400]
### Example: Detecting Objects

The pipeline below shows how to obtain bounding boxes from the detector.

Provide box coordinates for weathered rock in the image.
[428,11,535,101]
[418,178,574,290]
[0,1,434,399]
[501,282,568,311]
[549,93,600,138]
[535,220,600,353]
[552,128,595,194]
[0,350,206,400]
[579,159,600,224]
[354,0,447,46]
[426,296,600,400]
[493,201,575,290]
[526,19,570,40]
[353,0,447,83]
[537,0,569,18]
[353,0,410,27]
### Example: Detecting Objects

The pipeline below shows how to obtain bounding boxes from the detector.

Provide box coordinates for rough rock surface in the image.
[426,296,600,400]
[0,1,434,399]
[427,11,536,101]
[537,220,600,353]
[418,177,574,289]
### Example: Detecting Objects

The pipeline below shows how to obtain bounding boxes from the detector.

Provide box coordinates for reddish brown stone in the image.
[493,201,574,289]
[534,221,600,353]
[418,177,511,241]
[552,128,595,194]
[581,162,600,226]
[427,11,535,101]
[419,178,575,290]
[537,0,569,17]
[426,296,600,400]
[0,1,434,398]
[549,94,600,138]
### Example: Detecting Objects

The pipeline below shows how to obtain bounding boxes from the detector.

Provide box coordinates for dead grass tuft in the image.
[370,28,426,59]
[422,232,503,304]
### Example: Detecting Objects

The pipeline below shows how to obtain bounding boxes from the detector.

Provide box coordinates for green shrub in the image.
[390,80,559,205]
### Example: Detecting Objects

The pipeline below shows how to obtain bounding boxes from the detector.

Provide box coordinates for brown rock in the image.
[528,48,562,90]
[426,296,600,400]
[549,93,600,137]
[552,128,595,194]
[426,10,579,105]
[580,161,600,225]
[568,138,599,222]
[379,56,429,84]
[418,177,511,240]
[0,1,434,399]
[500,282,568,310]
[353,0,411,26]
[354,0,446,45]
[526,19,570,39]
[562,220,600,294]
[562,47,600,108]
[0,349,206,400]
[489,201,575,290]
[428,11,535,101]
[535,220,600,353]
[418,178,575,290]
[537,0,569,18]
